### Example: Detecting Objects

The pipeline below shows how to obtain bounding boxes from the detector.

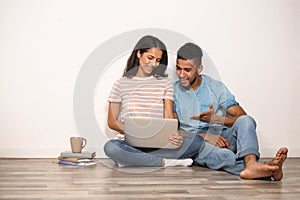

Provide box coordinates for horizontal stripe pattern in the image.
[108,76,173,121]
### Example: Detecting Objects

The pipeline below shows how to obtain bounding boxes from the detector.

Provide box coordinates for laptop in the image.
[124,117,178,149]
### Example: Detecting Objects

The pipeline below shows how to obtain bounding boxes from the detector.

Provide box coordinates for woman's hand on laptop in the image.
[169,134,183,148]
[114,133,125,141]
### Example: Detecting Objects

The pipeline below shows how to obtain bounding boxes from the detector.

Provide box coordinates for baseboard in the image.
[0,147,297,158]
[0,147,107,158]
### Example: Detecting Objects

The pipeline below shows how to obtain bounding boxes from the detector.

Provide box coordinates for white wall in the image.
[0,0,299,158]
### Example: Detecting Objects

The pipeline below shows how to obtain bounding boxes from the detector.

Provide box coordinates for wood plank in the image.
[0,158,299,199]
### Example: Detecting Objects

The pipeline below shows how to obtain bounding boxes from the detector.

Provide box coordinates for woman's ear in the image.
[197,64,203,74]
[137,50,141,59]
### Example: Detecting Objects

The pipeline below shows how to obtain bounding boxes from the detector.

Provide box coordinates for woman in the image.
[104,35,203,167]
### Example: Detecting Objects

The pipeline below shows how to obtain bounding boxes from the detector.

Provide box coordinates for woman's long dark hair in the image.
[123,35,168,78]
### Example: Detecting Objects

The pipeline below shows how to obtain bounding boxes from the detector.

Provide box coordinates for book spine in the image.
[60,152,95,159]
[58,160,96,167]
[58,156,79,163]
[58,160,78,166]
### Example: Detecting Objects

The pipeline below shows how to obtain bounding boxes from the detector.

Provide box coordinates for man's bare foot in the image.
[265,147,288,181]
[240,160,279,180]
[240,147,288,181]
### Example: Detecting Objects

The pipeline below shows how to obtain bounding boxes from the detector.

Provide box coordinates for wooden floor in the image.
[0,158,299,200]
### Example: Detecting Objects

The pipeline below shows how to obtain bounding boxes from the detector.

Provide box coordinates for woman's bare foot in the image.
[265,147,288,181]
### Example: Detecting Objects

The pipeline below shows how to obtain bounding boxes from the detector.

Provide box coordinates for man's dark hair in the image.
[177,43,203,68]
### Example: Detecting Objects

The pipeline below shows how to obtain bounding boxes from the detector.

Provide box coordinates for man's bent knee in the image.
[235,115,257,129]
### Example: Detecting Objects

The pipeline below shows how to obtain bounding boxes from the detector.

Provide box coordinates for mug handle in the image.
[81,137,87,149]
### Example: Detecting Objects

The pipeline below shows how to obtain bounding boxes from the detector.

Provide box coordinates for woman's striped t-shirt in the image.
[108,76,173,122]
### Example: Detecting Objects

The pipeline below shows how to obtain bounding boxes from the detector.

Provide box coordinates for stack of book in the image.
[58,151,97,166]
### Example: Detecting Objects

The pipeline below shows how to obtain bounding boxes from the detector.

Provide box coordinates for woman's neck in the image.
[135,69,151,78]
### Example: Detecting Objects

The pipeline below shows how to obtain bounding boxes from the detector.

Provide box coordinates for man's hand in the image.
[191,103,215,123]
[169,134,183,148]
[199,133,230,148]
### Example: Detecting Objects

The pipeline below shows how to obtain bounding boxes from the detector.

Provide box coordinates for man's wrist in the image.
[211,115,225,125]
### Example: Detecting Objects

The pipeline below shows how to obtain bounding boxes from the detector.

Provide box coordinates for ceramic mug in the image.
[70,137,87,153]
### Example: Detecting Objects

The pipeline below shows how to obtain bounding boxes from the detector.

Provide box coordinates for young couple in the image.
[104,35,288,181]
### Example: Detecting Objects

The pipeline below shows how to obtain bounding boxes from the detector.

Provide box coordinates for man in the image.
[173,42,288,180]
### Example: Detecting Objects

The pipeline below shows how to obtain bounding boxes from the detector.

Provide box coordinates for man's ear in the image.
[137,50,141,59]
[197,64,203,74]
